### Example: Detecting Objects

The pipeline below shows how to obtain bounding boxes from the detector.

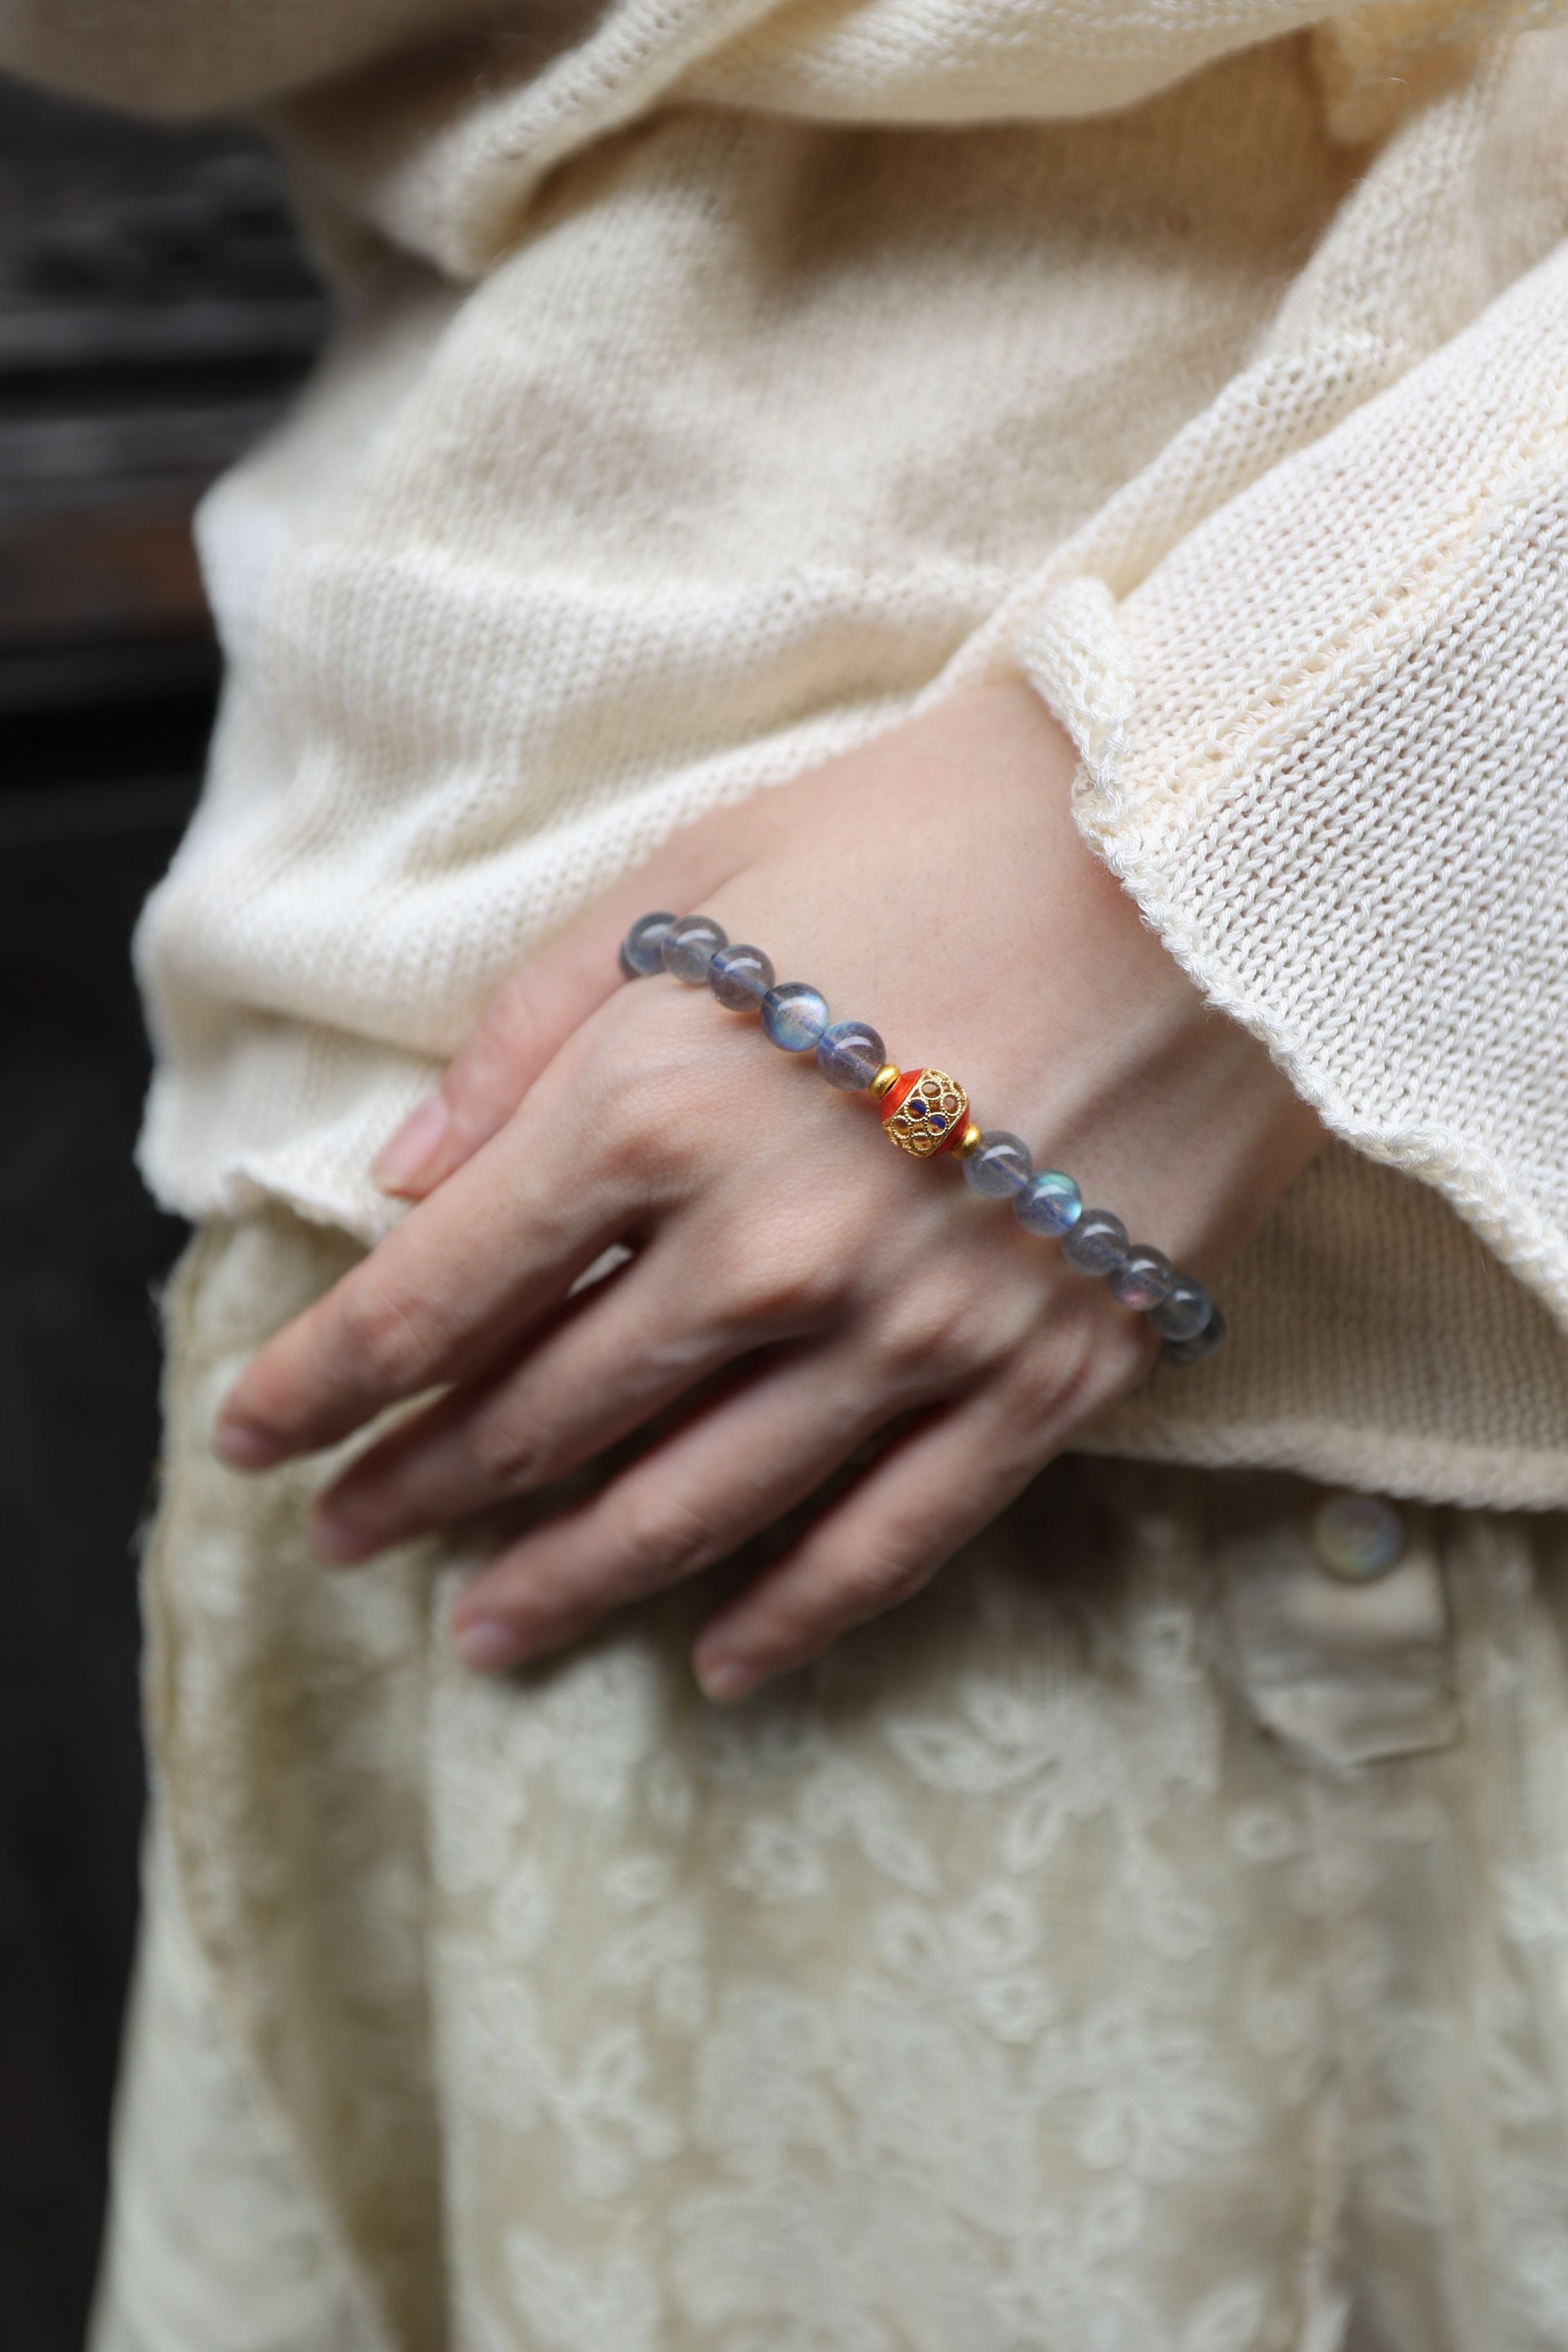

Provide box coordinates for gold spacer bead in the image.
[956,1124,982,1159]
[868,1063,900,1101]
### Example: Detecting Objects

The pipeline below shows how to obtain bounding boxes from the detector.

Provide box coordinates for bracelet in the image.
[620,910,1226,1366]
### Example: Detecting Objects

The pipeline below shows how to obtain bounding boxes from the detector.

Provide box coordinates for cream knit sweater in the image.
[8,0,1568,1508]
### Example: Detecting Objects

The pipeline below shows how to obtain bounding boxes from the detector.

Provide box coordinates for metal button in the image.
[1309,1493,1406,1583]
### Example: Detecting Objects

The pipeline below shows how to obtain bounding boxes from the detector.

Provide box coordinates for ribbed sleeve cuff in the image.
[1010,240,1568,1336]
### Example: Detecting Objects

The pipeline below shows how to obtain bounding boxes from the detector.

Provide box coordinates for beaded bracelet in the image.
[620,910,1226,1366]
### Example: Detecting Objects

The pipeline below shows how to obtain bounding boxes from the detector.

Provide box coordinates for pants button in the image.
[1310,1492,1406,1583]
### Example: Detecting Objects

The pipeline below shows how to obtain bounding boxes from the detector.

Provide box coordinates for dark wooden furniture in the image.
[0,72,328,716]
[0,70,328,2351]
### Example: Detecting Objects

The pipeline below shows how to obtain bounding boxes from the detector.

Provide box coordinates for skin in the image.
[215,683,1324,1700]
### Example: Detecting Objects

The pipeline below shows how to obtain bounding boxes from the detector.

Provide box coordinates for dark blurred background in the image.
[0,71,328,2350]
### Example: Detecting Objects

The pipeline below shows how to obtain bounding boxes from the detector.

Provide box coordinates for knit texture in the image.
[6,0,1568,1506]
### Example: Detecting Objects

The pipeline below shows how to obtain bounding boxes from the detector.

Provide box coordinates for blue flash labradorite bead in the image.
[1148,1276,1212,1343]
[1013,1169,1083,1237]
[620,910,675,977]
[1061,1207,1129,1276]
[761,982,830,1052]
[817,1021,887,1090]
[662,914,728,985]
[1162,1302,1226,1366]
[709,942,775,1010]
[1107,1244,1175,1311]
[963,1132,1032,1199]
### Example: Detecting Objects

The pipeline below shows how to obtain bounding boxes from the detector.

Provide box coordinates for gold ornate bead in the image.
[868,1063,900,1101]
[885,1068,970,1158]
[956,1123,982,1159]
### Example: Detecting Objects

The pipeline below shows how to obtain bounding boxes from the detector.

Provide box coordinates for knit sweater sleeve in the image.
[1010,237,1568,1325]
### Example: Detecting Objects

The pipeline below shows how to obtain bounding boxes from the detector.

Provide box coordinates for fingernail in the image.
[373,1091,450,1196]
[310,1505,375,1565]
[213,1415,283,1470]
[451,1618,522,1673]
[696,1656,758,1705]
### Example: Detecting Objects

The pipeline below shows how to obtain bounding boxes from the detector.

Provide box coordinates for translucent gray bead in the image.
[817,1021,886,1090]
[661,913,728,985]
[709,943,775,1010]
[1162,1303,1226,1366]
[620,910,675,978]
[1013,1169,1083,1237]
[1061,1207,1128,1276]
[1107,1244,1175,1311]
[963,1132,1032,1198]
[761,982,830,1052]
[1148,1277,1212,1343]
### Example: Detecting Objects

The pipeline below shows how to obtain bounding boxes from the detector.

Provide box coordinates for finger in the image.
[445,1344,919,1674]
[689,1378,1084,1701]
[309,1236,823,1560]
[374,806,772,1200]
[216,1102,645,1468]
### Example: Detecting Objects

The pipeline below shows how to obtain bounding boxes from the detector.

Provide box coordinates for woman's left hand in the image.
[215,685,1322,1699]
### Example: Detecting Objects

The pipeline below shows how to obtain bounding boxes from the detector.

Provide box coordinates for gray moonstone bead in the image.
[1162,1303,1226,1366]
[709,942,775,1010]
[817,1020,886,1090]
[761,982,830,1052]
[963,1132,1032,1197]
[1013,1168,1083,1236]
[1107,1244,1175,1311]
[620,910,675,977]
[1061,1207,1128,1276]
[1148,1276,1212,1343]
[662,913,729,984]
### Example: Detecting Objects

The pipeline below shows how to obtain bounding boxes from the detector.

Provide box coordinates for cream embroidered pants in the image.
[92,1213,1568,2352]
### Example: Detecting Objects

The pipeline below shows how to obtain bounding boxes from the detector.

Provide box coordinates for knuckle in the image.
[335,1279,444,1394]
[874,1282,994,1387]
[594,1052,702,1184]
[507,1576,592,1648]
[473,1544,590,1640]
[461,988,536,1097]
[1010,1306,1147,1435]
[818,1541,935,1631]
[468,1404,549,1491]
[720,1235,850,1332]
[1006,1351,1090,1442]
[1012,1337,1084,1418]
[614,1482,722,1582]
[715,1529,946,1680]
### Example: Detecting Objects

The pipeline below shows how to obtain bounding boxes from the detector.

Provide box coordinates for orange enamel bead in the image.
[880,1067,970,1158]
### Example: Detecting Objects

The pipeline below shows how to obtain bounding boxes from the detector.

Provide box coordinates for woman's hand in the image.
[215,684,1322,1700]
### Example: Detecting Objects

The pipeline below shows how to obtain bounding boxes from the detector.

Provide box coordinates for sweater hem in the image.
[1076,1411,1568,1515]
